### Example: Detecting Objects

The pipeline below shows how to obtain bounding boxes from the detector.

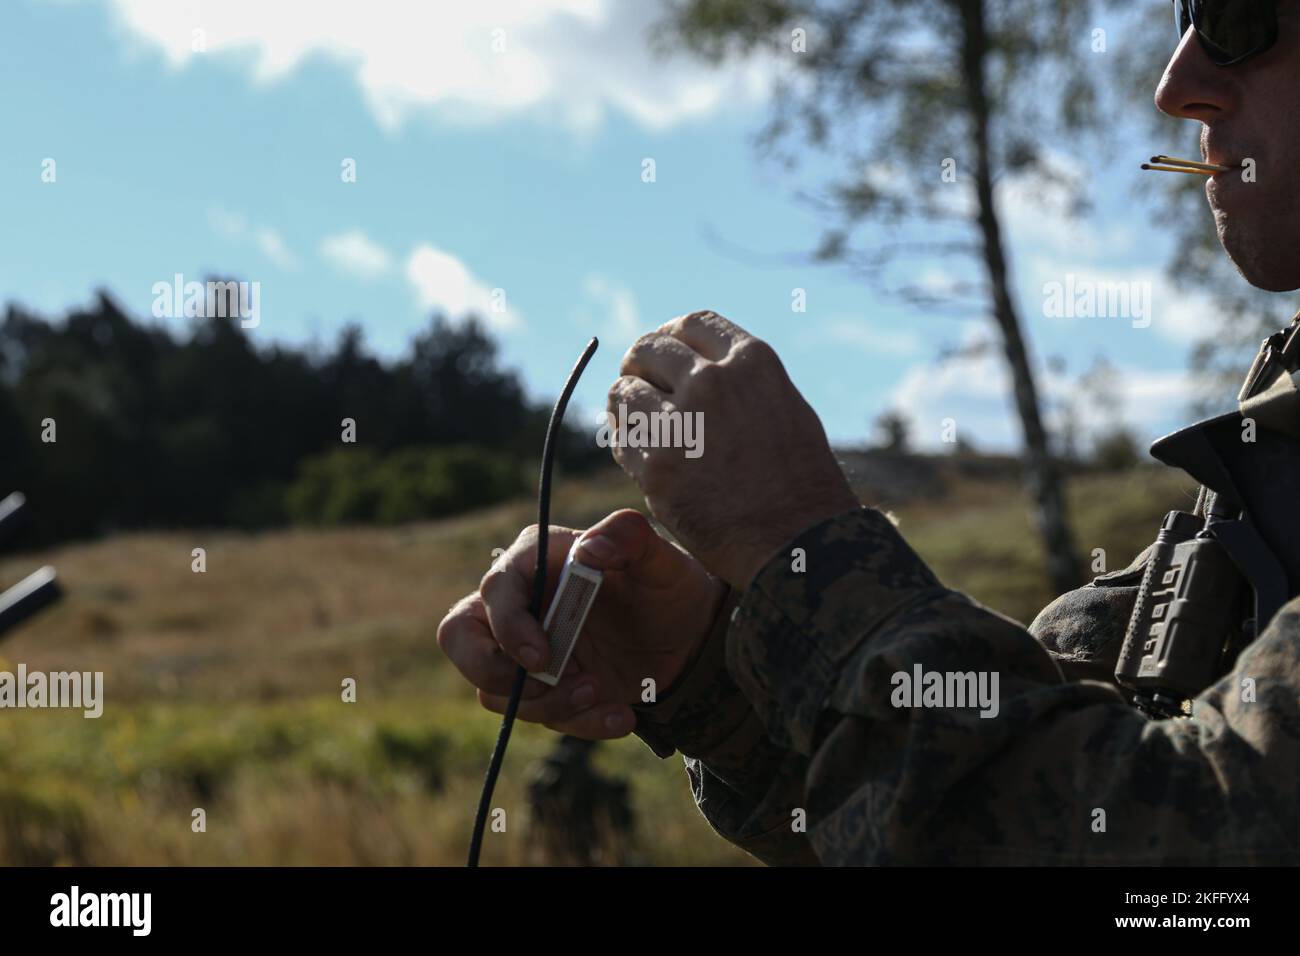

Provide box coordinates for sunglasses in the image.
[1174,0,1279,66]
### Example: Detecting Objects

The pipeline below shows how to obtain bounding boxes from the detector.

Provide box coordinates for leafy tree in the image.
[0,291,595,546]
[652,0,1119,591]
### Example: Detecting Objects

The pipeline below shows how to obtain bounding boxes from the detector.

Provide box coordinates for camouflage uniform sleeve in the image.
[632,589,819,865]
[727,505,1300,864]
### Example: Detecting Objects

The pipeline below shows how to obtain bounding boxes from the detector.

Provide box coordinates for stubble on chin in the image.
[1212,193,1300,292]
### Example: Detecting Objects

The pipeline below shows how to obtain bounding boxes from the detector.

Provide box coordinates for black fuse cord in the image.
[467,336,599,868]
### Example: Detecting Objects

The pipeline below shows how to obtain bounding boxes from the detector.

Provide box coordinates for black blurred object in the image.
[1117,316,1300,718]
[525,736,635,865]
[0,492,30,545]
[0,492,62,640]
[1117,410,1300,717]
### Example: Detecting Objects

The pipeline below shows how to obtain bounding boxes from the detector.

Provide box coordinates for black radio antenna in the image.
[467,336,599,867]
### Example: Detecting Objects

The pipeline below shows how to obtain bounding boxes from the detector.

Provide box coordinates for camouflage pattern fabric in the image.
[631,506,1300,865]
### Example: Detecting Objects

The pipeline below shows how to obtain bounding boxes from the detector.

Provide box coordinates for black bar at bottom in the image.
[0,865,1279,941]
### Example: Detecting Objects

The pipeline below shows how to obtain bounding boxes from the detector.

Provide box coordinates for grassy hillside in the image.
[0,461,1198,865]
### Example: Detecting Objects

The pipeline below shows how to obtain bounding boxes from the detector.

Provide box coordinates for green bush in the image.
[1091,429,1142,472]
[0,780,91,865]
[285,445,526,526]
[373,724,449,792]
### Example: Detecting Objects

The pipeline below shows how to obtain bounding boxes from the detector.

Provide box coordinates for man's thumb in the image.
[573,509,681,583]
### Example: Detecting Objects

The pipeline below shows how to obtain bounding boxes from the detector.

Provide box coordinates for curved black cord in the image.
[467,336,599,867]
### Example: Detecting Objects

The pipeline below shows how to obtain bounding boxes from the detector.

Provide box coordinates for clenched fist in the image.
[609,310,859,590]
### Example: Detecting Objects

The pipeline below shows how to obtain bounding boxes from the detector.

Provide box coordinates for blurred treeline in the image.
[0,291,601,546]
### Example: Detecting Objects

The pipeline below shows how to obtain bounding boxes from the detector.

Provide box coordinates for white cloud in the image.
[988,157,1219,346]
[574,273,640,345]
[1027,265,1220,343]
[823,317,922,357]
[207,206,298,270]
[255,228,297,270]
[865,161,1221,452]
[320,230,394,279]
[1138,275,1221,343]
[101,0,776,133]
[889,349,1212,454]
[208,207,247,238]
[405,243,518,331]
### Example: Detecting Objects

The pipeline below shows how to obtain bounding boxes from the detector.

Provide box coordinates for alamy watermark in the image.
[50,886,150,936]
[596,403,704,459]
[1042,274,1151,328]
[0,664,103,718]
[151,273,260,328]
[891,664,999,718]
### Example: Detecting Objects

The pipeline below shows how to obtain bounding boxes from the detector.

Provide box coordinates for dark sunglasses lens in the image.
[1186,0,1276,63]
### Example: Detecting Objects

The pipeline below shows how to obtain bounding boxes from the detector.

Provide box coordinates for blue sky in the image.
[0,0,1247,453]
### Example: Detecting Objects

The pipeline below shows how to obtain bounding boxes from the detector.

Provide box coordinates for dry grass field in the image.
[0,460,1198,865]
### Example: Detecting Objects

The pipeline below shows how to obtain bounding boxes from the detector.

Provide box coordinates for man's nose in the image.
[1154,26,1235,121]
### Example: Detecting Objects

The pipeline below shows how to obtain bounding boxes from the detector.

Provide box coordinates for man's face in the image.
[1155,1,1300,291]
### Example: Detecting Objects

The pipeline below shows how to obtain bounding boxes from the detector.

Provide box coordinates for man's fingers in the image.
[608,372,667,411]
[478,683,635,740]
[621,332,700,393]
[573,508,686,589]
[476,673,615,727]
[543,705,636,740]
[437,594,550,699]
[606,375,668,482]
[479,525,578,671]
[663,310,742,362]
[478,558,550,670]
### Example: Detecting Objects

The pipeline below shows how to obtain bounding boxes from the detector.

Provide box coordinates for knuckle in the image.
[436,594,473,648]
[508,525,540,557]
[609,376,645,408]
[689,359,726,394]
[731,337,781,373]
[434,617,452,652]
[629,330,660,355]
[629,339,665,369]
[733,334,774,361]
[477,561,512,601]
[660,315,688,335]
